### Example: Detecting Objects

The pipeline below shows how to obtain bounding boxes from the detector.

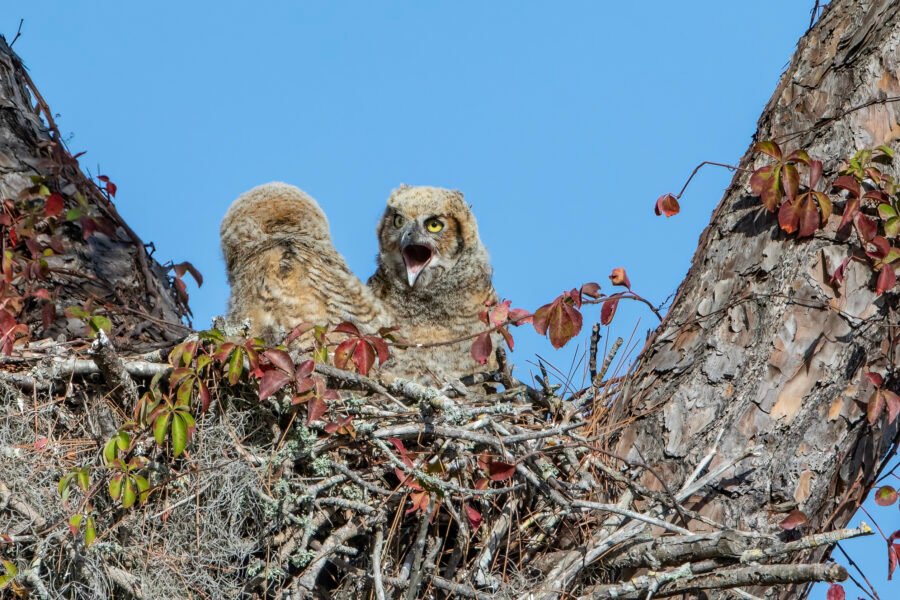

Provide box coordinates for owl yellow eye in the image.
[425,218,444,233]
[392,214,405,228]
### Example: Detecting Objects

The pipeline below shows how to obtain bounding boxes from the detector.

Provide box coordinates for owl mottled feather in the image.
[221,182,384,342]
[369,185,498,384]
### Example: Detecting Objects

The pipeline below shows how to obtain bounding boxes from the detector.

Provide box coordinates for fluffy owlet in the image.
[220,182,385,342]
[368,185,498,384]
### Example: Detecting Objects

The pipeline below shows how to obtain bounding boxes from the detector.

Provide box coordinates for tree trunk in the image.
[0,36,186,350]
[612,0,900,596]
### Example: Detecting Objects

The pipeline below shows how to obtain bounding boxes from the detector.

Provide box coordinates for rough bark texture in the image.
[613,0,900,596]
[0,36,187,350]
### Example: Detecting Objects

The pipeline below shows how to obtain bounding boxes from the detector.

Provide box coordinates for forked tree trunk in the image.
[612,0,900,597]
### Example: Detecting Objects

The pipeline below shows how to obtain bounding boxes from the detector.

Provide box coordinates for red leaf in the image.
[286,323,314,344]
[44,193,64,218]
[406,490,431,515]
[464,504,483,529]
[295,359,315,380]
[875,485,899,506]
[471,331,493,365]
[890,544,900,580]
[368,336,390,365]
[97,175,110,183]
[387,437,409,458]
[778,509,808,530]
[258,369,292,401]
[263,349,294,374]
[580,282,601,299]
[825,583,845,600]
[867,388,886,425]
[106,181,117,198]
[333,339,356,371]
[797,196,820,238]
[807,159,823,190]
[333,322,361,336]
[601,297,620,326]
[352,338,376,376]
[856,213,877,242]
[830,256,851,286]
[487,300,510,326]
[508,308,533,325]
[533,296,583,349]
[488,461,516,481]
[876,266,897,296]
[609,267,631,288]
[654,193,680,217]
[782,163,800,202]
[866,372,885,387]
[832,175,861,198]
[778,198,800,234]
[499,326,515,351]
[34,436,48,450]
[307,396,328,423]
[198,380,210,413]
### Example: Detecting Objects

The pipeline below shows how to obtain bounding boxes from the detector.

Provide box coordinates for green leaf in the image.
[877,144,896,158]
[879,204,898,219]
[134,474,151,504]
[76,468,90,491]
[227,347,244,385]
[199,328,226,343]
[65,208,83,221]
[171,413,188,457]
[886,216,900,238]
[177,377,194,405]
[103,437,118,464]
[0,559,18,589]
[116,431,130,451]
[122,477,136,509]
[58,472,75,500]
[65,305,88,319]
[885,247,900,264]
[68,513,83,535]
[89,315,112,334]
[153,412,171,446]
[108,474,123,500]
[196,355,212,372]
[85,516,96,546]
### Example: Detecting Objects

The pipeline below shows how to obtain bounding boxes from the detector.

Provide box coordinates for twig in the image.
[89,329,140,405]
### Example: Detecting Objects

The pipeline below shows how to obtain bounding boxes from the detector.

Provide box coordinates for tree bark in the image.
[0,36,187,350]
[612,0,900,597]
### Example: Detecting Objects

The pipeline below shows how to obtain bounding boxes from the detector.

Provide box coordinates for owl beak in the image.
[401,242,434,287]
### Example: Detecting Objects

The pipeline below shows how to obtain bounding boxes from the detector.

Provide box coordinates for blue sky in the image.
[5,2,896,597]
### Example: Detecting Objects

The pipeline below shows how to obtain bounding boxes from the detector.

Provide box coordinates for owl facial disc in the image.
[401,243,433,287]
